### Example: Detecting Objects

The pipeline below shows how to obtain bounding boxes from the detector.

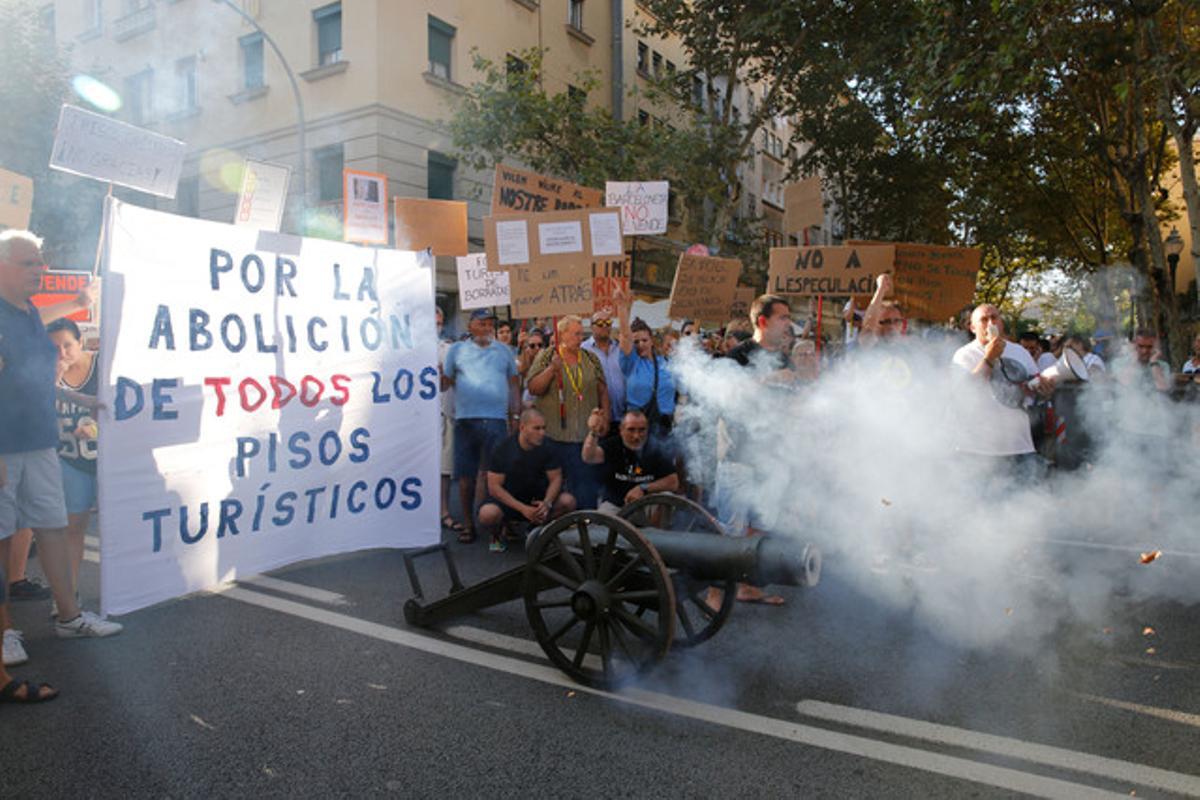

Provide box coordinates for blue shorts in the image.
[61,459,98,515]
[453,418,507,480]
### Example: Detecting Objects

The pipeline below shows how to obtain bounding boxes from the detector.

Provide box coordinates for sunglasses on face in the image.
[593,320,612,328]
[526,342,544,349]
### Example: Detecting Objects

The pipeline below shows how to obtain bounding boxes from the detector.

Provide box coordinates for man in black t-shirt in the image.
[581,408,678,512]
[477,408,576,552]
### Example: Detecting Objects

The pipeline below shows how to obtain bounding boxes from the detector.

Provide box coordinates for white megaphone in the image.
[1029,348,1089,389]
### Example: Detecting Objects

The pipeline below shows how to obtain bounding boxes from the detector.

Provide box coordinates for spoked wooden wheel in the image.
[619,494,736,647]
[523,511,675,689]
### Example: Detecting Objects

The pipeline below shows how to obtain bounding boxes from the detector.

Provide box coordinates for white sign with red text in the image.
[97,200,438,615]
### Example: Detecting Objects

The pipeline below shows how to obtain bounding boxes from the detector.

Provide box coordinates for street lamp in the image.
[1164,226,1184,297]
[210,0,307,230]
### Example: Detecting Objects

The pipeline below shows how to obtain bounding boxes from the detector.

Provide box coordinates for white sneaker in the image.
[3,629,29,666]
[55,610,123,639]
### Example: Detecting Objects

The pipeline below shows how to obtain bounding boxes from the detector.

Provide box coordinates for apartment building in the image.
[47,0,815,303]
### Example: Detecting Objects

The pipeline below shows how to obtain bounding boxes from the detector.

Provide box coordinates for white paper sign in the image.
[0,167,34,230]
[49,104,186,198]
[234,159,290,232]
[538,220,583,254]
[456,253,511,310]
[589,212,623,256]
[343,169,388,244]
[495,219,530,265]
[605,181,669,235]
[97,200,439,615]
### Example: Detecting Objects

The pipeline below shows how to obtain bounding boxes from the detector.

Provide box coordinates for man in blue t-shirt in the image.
[0,231,121,668]
[442,307,519,543]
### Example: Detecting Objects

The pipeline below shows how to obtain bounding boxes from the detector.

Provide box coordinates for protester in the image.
[1066,335,1107,376]
[0,230,122,658]
[660,328,680,358]
[1019,331,1057,371]
[614,290,675,434]
[495,319,517,357]
[1181,334,1200,375]
[581,310,625,426]
[517,329,547,387]
[476,409,575,552]
[526,315,609,508]
[722,319,754,354]
[712,294,796,606]
[581,408,679,514]
[950,304,1053,482]
[679,319,697,338]
[790,338,820,384]
[47,318,100,613]
[858,274,905,346]
[441,308,520,543]
[435,306,461,536]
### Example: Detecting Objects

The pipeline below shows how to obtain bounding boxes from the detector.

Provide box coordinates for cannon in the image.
[402,495,822,689]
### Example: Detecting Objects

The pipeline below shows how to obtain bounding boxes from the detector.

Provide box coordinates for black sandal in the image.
[0,679,59,704]
[441,514,466,534]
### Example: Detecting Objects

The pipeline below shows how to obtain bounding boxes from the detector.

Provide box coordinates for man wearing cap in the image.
[442,308,520,543]
[582,309,625,426]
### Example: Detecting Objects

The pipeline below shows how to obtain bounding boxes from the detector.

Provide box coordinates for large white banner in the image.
[97,200,439,615]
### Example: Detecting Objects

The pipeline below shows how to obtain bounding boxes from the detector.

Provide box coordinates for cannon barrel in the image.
[639,527,821,587]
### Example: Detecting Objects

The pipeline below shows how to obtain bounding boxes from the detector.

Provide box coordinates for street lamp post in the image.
[211,0,307,230]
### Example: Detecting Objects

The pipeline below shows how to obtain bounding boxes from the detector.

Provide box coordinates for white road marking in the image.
[443,624,601,669]
[1071,692,1200,730]
[237,574,350,607]
[795,699,1200,797]
[221,586,1133,799]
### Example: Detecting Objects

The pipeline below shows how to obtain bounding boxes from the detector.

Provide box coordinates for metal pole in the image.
[212,0,307,231]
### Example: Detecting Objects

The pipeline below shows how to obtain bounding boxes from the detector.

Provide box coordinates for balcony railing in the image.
[113,4,156,41]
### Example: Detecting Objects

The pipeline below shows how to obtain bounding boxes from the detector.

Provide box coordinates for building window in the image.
[636,41,648,75]
[314,144,344,202]
[240,33,264,89]
[568,0,584,30]
[175,56,198,113]
[428,15,454,80]
[506,53,527,86]
[652,51,662,79]
[427,151,456,200]
[666,60,675,79]
[177,175,199,217]
[567,84,586,106]
[124,68,153,124]
[313,3,342,66]
[637,110,649,126]
[691,75,704,107]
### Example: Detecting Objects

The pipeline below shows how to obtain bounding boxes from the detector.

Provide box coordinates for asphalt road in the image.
[3,521,1199,799]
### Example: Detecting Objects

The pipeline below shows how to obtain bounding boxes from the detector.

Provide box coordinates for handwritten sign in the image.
[394,198,467,256]
[848,240,981,322]
[768,245,894,297]
[592,256,631,316]
[783,176,823,232]
[456,252,511,310]
[667,253,743,323]
[234,159,290,232]
[97,199,438,615]
[729,285,757,322]
[491,164,603,213]
[605,180,669,235]
[31,270,94,323]
[49,104,186,198]
[507,261,594,318]
[0,167,33,230]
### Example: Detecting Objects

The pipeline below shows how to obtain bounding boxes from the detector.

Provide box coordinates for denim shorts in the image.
[453,418,508,479]
[61,459,98,515]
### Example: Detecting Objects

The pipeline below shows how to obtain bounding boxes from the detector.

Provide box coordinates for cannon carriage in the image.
[403,495,822,689]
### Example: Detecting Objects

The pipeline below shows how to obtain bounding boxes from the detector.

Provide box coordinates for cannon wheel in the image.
[523,511,675,689]
[618,494,737,647]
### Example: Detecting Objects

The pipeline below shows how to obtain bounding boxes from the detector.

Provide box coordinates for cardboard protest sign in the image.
[456,252,510,310]
[343,169,388,244]
[97,199,438,615]
[783,176,824,232]
[0,167,33,230]
[49,104,186,198]
[729,285,757,322]
[491,163,603,213]
[768,245,894,297]
[394,198,467,256]
[31,270,94,323]
[848,240,981,323]
[234,159,290,232]
[605,181,669,235]
[591,255,632,317]
[667,253,743,323]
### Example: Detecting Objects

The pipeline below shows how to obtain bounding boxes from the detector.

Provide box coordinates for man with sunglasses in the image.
[582,310,625,426]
